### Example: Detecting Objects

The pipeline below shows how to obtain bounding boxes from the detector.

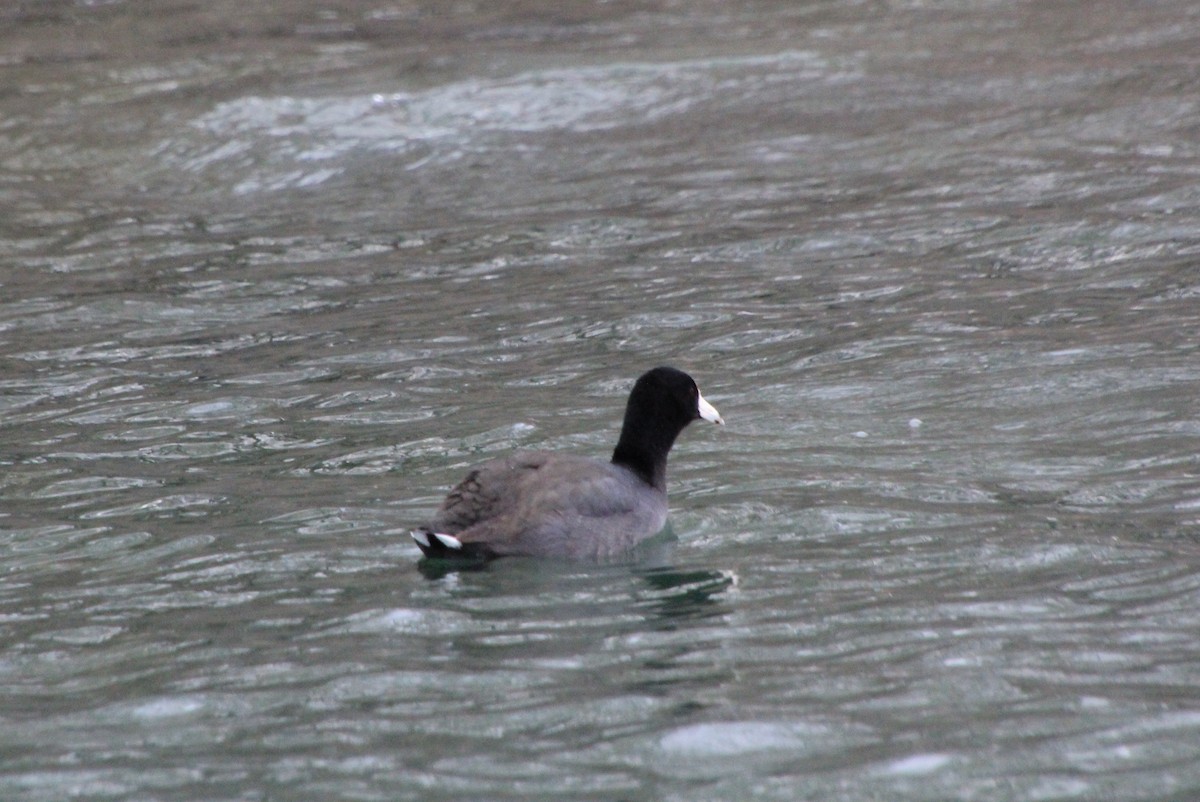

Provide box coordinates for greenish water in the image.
[3,1,1200,799]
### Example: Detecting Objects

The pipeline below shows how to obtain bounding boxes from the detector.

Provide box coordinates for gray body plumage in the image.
[428,452,668,559]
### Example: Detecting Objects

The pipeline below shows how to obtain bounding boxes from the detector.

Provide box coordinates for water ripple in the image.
[4,2,1200,801]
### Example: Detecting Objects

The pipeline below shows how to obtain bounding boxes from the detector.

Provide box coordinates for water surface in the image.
[3,1,1200,799]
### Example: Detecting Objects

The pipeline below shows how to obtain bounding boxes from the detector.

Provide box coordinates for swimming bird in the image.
[411,366,723,560]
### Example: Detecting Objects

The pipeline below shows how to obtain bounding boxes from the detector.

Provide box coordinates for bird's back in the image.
[428,451,668,559]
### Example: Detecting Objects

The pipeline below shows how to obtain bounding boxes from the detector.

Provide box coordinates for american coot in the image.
[411,366,723,560]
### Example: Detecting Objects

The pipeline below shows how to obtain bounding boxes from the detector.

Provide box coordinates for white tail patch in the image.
[431,532,463,550]
[410,530,431,548]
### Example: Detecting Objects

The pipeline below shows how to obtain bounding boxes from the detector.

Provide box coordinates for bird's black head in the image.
[611,366,722,489]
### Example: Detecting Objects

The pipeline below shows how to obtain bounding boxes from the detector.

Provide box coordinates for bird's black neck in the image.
[611,418,678,492]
